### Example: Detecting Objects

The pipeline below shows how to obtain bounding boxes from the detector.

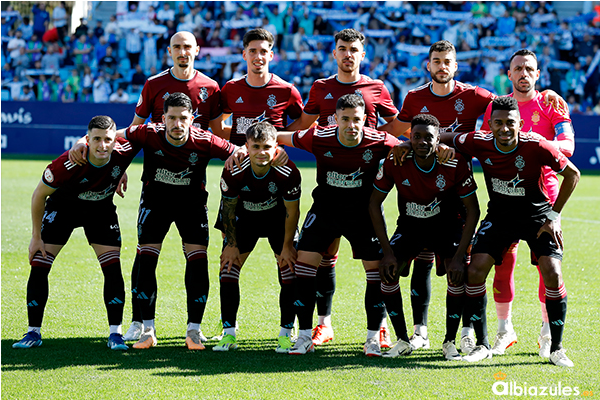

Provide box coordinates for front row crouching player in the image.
[369,115,480,360]
[13,116,138,351]
[276,94,402,356]
[441,97,580,366]
[214,122,301,353]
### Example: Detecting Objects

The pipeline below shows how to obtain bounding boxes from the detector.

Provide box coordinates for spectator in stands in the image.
[565,61,586,103]
[92,71,111,103]
[99,45,117,74]
[52,2,68,45]
[26,34,43,64]
[292,27,307,52]
[264,4,286,50]
[13,47,31,77]
[61,83,76,102]
[313,15,328,35]
[593,100,600,116]
[174,3,187,24]
[125,28,142,69]
[157,2,175,24]
[146,5,157,22]
[19,16,34,41]
[36,73,52,100]
[296,9,314,36]
[82,65,93,91]
[206,28,224,47]
[74,18,88,38]
[104,15,121,52]
[143,32,157,73]
[79,86,93,102]
[109,86,129,103]
[18,84,35,101]
[32,3,50,39]
[72,34,93,74]
[576,33,596,59]
[131,64,146,91]
[94,35,109,63]
[262,17,277,41]
[93,20,104,40]
[66,68,80,95]
[185,7,203,27]
[50,74,64,101]
[8,30,26,61]
[558,21,573,60]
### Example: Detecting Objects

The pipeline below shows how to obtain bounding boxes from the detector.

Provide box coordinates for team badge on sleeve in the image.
[44,168,54,183]
[458,134,467,144]
[220,177,228,192]
[136,94,143,107]
[376,166,384,180]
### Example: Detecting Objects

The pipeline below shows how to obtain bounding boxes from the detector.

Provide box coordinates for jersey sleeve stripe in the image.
[373,184,390,194]
[460,189,477,198]
[63,160,77,170]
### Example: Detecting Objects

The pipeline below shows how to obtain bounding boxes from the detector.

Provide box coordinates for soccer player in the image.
[117,92,238,350]
[443,96,580,367]
[13,116,138,351]
[218,28,304,146]
[480,49,575,357]
[369,114,480,360]
[285,28,399,348]
[213,121,301,353]
[277,94,401,356]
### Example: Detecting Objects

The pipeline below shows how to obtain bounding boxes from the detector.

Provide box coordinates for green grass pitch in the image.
[2,158,599,399]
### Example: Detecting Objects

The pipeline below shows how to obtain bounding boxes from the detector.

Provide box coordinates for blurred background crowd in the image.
[2,1,600,115]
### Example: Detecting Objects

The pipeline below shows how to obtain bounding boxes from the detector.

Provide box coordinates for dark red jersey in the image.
[453,131,568,218]
[42,138,138,204]
[303,74,398,129]
[134,68,221,129]
[125,124,235,191]
[374,152,476,226]
[221,73,304,146]
[220,158,301,217]
[292,125,400,204]
[398,81,495,133]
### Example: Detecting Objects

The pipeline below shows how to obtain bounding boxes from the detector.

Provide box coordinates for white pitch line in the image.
[563,217,600,224]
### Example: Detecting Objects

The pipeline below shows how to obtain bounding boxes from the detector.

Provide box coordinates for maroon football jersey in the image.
[135,68,221,129]
[374,152,476,225]
[125,124,235,191]
[220,158,301,216]
[42,138,139,204]
[221,74,304,146]
[303,74,398,129]
[398,81,495,133]
[453,131,568,218]
[292,125,400,204]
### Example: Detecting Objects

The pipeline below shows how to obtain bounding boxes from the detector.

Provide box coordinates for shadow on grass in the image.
[2,337,546,375]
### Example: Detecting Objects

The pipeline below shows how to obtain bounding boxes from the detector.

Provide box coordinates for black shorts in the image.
[472,213,563,265]
[223,213,298,255]
[297,202,381,261]
[390,218,463,271]
[41,199,121,247]
[137,185,209,245]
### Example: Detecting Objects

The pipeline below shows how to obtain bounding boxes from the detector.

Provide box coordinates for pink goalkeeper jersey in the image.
[481,91,574,202]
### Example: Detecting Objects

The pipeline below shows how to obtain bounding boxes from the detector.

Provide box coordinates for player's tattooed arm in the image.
[368,188,398,283]
[220,197,241,272]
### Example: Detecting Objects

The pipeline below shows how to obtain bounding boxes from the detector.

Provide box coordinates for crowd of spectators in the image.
[2,1,600,116]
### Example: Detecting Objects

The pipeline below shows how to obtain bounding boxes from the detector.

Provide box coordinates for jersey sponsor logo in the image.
[220,177,228,192]
[44,168,54,183]
[236,111,268,134]
[402,179,411,186]
[458,133,467,144]
[80,178,89,184]
[439,118,462,133]
[485,158,493,165]
[327,115,336,126]
[111,166,121,179]
[298,129,309,139]
[324,151,333,158]
[324,93,334,100]
[78,183,116,201]
[454,99,465,114]
[137,94,143,107]
[155,150,164,156]
[436,174,446,190]
[362,149,373,163]
[515,155,525,170]
[241,185,250,191]
[287,185,300,196]
[155,168,193,186]
[326,168,363,188]
[406,198,441,218]
[491,174,525,197]
[376,166,384,180]
[199,87,208,102]
[236,96,244,103]
[267,94,277,108]
[268,181,278,194]
[189,152,199,165]
[162,92,170,100]
[355,89,363,97]
[531,110,540,125]
[462,176,473,187]
[242,197,277,211]
[420,106,429,113]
